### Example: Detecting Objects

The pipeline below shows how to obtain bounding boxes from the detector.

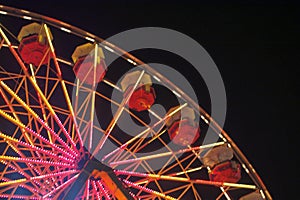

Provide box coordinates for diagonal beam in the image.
[102,103,188,162]
[118,171,256,190]
[0,80,78,156]
[0,108,75,159]
[123,179,177,200]
[0,155,75,167]
[29,63,53,144]
[43,24,83,149]
[0,27,79,153]
[92,70,145,157]
[0,131,74,163]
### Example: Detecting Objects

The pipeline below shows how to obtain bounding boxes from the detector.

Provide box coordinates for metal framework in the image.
[0,5,272,200]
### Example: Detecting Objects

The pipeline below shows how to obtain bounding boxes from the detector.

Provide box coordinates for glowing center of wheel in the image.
[62,148,134,200]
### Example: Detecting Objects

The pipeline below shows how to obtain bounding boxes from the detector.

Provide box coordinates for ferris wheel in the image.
[0,5,272,200]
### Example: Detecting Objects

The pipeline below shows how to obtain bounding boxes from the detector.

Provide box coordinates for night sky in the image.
[0,0,298,199]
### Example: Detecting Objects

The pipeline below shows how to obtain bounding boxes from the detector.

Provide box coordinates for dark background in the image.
[0,1,298,199]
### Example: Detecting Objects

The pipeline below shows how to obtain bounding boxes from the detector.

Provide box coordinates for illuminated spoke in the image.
[43,24,83,149]
[92,70,145,156]
[123,180,177,200]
